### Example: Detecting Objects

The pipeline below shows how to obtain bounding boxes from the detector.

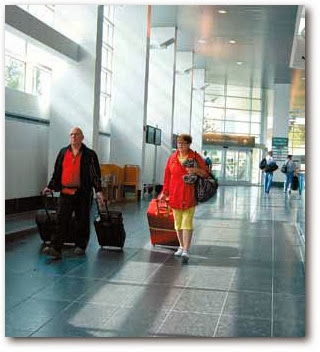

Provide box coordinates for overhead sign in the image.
[203,133,255,147]
[272,137,288,147]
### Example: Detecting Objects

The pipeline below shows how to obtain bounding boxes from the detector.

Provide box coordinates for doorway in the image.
[207,148,252,185]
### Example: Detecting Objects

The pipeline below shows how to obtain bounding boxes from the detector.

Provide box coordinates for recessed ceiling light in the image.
[197,39,207,44]
[236,61,243,65]
[229,40,236,44]
[218,9,227,14]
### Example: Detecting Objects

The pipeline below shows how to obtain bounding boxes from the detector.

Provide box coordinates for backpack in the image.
[281,163,287,173]
[259,158,267,170]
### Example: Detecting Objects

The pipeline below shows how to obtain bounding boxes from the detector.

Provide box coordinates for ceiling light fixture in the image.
[218,10,227,14]
[236,61,243,65]
[229,40,236,44]
[197,39,207,44]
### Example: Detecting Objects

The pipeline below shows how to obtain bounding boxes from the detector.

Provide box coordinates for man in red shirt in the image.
[43,127,104,259]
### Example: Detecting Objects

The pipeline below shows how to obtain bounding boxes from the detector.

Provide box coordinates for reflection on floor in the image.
[5,186,305,337]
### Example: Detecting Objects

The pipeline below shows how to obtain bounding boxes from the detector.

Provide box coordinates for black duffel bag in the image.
[195,174,218,203]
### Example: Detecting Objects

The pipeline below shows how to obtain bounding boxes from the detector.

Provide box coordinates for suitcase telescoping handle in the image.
[42,192,55,221]
[96,197,109,217]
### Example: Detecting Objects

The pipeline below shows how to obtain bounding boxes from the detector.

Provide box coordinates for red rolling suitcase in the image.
[94,201,126,250]
[147,199,179,247]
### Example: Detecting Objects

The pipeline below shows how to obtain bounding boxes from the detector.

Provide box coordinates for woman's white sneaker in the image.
[181,250,189,263]
[174,247,183,257]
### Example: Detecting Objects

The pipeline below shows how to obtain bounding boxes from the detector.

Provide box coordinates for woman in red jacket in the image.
[159,134,209,263]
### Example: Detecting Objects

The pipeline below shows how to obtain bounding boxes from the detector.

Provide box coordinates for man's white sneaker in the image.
[174,247,183,257]
[181,250,189,263]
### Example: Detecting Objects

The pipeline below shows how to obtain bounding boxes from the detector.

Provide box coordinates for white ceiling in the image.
[151,5,299,90]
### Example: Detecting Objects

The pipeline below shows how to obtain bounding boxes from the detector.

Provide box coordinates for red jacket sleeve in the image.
[162,155,173,196]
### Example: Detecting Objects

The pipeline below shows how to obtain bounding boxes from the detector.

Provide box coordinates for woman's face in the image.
[177,139,190,153]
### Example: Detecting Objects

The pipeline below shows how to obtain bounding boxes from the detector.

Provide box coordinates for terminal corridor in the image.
[5,186,305,337]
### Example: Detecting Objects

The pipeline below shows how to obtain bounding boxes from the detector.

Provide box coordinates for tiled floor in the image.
[5,186,305,337]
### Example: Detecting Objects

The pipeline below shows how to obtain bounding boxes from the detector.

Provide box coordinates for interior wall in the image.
[173,51,193,135]
[147,27,176,185]
[110,5,148,173]
[5,86,50,199]
[5,5,100,199]
[191,69,205,152]
[5,119,49,199]
[48,5,99,179]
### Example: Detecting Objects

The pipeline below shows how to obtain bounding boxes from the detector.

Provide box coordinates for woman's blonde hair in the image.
[177,134,192,144]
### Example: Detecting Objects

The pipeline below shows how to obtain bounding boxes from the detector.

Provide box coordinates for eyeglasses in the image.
[177,141,189,145]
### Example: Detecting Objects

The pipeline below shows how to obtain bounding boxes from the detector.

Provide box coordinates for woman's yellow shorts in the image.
[172,207,195,231]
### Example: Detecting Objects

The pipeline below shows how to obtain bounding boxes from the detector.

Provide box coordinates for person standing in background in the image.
[284,154,297,194]
[202,150,212,173]
[264,150,276,194]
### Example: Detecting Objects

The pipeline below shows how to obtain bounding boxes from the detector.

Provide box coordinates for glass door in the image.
[205,148,252,184]
[224,149,251,184]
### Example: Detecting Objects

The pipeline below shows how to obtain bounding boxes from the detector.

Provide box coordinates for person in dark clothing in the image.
[42,126,104,259]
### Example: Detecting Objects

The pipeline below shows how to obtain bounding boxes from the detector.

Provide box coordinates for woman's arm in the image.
[187,152,210,178]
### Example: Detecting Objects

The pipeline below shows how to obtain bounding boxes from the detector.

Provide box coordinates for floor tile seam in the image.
[9,285,67,309]
[183,286,273,295]
[141,253,186,285]
[167,309,273,322]
[154,273,194,335]
[27,299,76,337]
[213,268,237,337]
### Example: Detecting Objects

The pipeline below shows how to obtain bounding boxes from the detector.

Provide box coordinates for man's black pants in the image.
[51,191,92,251]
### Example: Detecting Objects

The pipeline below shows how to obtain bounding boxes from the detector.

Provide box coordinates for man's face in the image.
[69,128,84,147]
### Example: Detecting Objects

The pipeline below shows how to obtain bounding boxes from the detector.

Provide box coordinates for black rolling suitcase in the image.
[35,194,77,245]
[94,201,126,250]
[291,175,299,191]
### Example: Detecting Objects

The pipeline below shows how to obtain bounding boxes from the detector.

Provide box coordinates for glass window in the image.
[27,43,53,68]
[252,88,261,99]
[225,121,250,134]
[226,97,250,110]
[251,111,261,123]
[5,56,25,91]
[226,109,250,122]
[28,5,55,27]
[100,95,111,119]
[107,48,113,72]
[250,123,261,135]
[205,84,225,96]
[205,95,225,108]
[33,66,51,96]
[101,71,107,94]
[204,107,225,120]
[100,5,115,121]
[5,31,26,58]
[227,85,250,98]
[203,119,223,133]
[252,99,261,111]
